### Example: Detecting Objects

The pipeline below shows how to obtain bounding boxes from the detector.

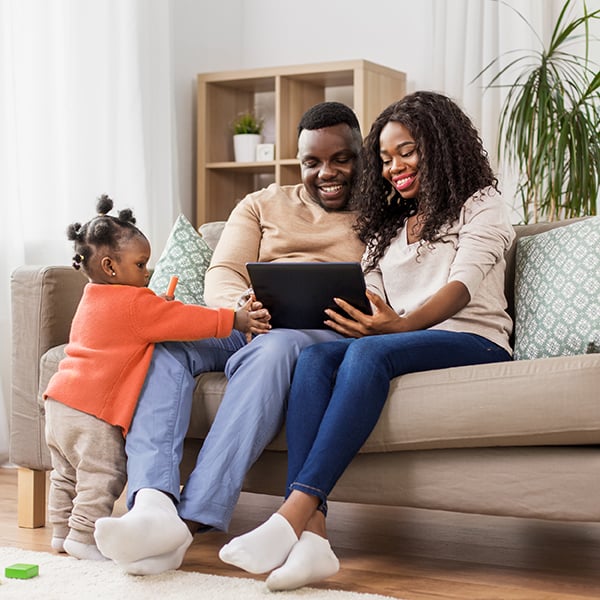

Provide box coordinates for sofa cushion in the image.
[148,214,213,305]
[41,344,600,452]
[505,218,588,324]
[513,217,600,360]
[187,352,600,452]
[198,221,226,251]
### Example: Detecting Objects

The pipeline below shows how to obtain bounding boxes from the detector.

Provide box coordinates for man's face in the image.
[298,123,360,211]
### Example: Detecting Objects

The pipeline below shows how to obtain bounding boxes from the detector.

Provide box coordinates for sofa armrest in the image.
[10,265,87,471]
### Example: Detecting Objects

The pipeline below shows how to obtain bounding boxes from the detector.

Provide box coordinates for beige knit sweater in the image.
[204,183,365,308]
[364,187,515,353]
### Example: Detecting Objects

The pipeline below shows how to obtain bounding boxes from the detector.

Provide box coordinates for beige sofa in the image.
[10,218,600,529]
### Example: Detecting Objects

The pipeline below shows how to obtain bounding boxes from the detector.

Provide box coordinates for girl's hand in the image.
[234,297,271,341]
[324,290,409,338]
[157,292,175,301]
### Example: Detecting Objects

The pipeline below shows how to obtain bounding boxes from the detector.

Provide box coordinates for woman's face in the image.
[379,121,420,199]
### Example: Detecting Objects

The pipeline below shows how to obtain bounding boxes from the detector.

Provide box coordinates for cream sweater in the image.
[364,187,515,354]
[204,183,365,308]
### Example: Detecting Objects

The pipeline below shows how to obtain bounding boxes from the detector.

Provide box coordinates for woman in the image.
[219,91,516,590]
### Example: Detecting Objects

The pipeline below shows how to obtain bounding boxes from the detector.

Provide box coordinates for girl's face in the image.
[110,235,151,287]
[379,121,420,199]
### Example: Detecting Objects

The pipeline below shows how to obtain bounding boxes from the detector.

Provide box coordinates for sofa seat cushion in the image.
[188,352,600,452]
[361,353,600,452]
[41,346,600,453]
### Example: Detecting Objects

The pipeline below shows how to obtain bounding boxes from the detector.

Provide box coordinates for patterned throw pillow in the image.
[513,217,600,360]
[148,214,213,305]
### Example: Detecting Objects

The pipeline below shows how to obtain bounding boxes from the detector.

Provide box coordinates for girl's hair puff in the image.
[67,194,143,272]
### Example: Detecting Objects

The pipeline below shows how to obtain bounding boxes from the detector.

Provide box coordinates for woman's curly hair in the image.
[66,194,141,272]
[354,91,499,272]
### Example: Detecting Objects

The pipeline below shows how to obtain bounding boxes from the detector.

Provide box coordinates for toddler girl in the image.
[44,195,269,560]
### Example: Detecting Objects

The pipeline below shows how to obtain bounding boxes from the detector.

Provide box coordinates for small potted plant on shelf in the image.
[231,110,264,162]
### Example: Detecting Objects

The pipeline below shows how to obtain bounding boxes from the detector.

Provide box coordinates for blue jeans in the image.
[125,327,342,531]
[285,330,512,514]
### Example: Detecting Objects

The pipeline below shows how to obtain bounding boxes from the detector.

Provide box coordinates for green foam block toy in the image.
[5,563,39,579]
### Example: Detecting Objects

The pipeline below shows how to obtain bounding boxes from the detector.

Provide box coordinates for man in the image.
[94,101,365,575]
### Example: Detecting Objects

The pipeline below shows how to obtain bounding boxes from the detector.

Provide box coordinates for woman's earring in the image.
[111,271,116,276]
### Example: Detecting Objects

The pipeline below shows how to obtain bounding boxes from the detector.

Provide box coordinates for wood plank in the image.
[1,467,600,599]
[17,468,46,528]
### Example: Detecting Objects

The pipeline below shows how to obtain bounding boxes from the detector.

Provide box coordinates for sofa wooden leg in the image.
[17,468,47,528]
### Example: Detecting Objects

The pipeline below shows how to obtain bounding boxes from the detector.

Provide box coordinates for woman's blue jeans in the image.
[285,330,511,514]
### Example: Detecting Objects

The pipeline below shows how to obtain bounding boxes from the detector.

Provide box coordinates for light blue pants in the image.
[125,327,342,531]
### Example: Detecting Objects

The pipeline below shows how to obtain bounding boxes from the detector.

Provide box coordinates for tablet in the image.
[246,262,372,329]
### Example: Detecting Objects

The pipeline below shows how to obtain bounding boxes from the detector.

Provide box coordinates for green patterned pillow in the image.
[513,217,600,360]
[148,214,213,305]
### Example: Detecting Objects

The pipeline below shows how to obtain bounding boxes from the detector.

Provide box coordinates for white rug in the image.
[0,547,398,600]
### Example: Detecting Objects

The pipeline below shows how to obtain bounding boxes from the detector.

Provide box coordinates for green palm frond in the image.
[473,0,600,222]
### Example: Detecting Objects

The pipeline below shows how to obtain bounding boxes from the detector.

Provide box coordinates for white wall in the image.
[170,0,435,219]
[170,0,595,222]
[170,0,245,219]
[239,0,433,89]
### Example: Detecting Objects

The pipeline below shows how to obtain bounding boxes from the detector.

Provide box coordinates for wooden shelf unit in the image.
[196,59,406,225]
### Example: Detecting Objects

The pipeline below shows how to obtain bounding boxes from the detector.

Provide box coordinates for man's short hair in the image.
[297,101,361,138]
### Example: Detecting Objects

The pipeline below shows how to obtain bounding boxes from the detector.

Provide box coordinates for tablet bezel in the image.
[246,262,371,329]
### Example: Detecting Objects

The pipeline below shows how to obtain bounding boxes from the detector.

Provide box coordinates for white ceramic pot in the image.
[233,134,262,162]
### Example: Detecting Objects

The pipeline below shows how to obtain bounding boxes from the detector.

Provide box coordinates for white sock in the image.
[94,488,192,564]
[51,537,65,553]
[118,537,191,575]
[63,538,108,561]
[266,531,340,591]
[218,513,298,574]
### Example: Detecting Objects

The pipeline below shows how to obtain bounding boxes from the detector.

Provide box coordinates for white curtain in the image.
[0,0,180,463]
[431,0,567,223]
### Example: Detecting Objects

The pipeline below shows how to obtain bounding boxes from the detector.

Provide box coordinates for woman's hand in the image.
[325,282,471,338]
[324,290,409,338]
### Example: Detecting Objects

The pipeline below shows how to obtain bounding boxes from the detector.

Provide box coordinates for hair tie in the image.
[71,253,84,271]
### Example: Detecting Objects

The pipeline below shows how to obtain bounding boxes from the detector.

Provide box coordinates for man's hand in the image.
[236,287,255,309]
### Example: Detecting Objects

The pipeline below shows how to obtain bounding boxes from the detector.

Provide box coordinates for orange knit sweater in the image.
[44,283,234,435]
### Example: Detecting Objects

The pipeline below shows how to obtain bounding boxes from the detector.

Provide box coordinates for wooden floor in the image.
[2,467,600,599]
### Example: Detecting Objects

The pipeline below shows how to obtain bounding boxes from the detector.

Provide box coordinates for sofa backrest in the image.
[199,217,590,324]
[199,221,226,251]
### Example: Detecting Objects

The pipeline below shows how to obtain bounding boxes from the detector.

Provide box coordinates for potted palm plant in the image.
[231,111,264,162]
[475,0,599,222]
